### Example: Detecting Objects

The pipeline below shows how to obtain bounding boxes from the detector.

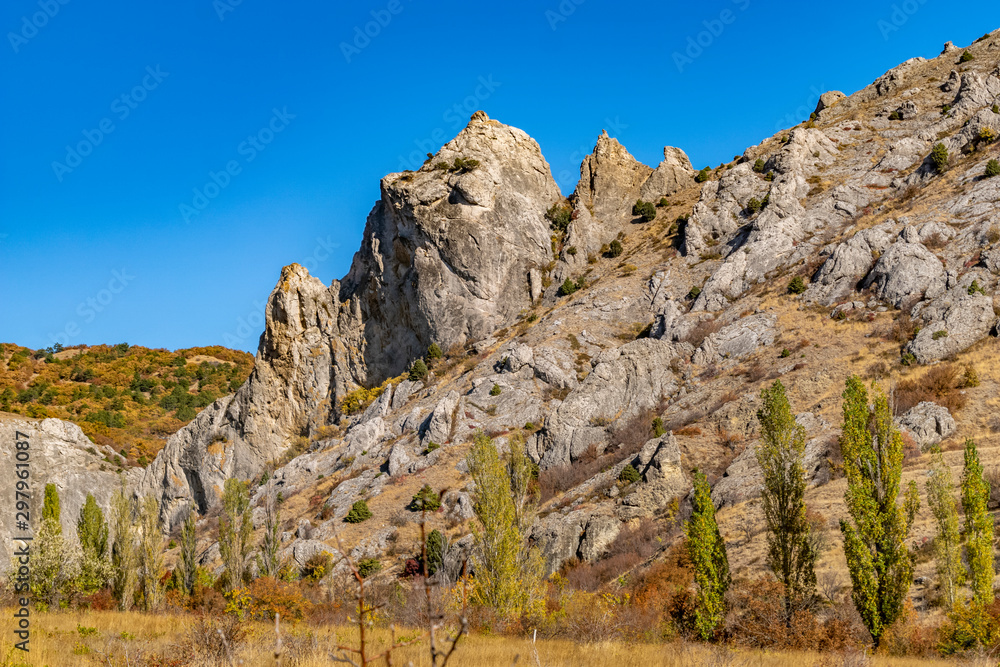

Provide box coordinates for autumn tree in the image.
[755,380,816,620]
[110,483,137,610]
[32,484,77,607]
[926,449,963,609]
[257,489,281,579]
[219,478,252,591]
[839,376,917,647]
[179,507,198,594]
[77,493,111,594]
[466,431,542,620]
[961,438,994,604]
[137,495,163,610]
[686,470,730,640]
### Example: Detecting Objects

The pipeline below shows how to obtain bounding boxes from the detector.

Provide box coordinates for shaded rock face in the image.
[341,111,562,382]
[618,434,687,520]
[897,402,956,446]
[0,418,124,573]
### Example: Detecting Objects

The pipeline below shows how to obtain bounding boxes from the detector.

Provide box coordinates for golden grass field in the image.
[0,610,986,667]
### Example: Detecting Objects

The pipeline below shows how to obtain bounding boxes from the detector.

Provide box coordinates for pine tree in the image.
[77,493,110,594]
[839,376,916,647]
[926,449,963,609]
[686,470,730,640]
[179,507,198,594]
[42,483,61,532]
[755,380,816,620]
[137,495,163,610]
[110,484,137,610]
[961,438,994,604]
[466,431,542,619]
[257,490,281,579]
[219,478,252,591]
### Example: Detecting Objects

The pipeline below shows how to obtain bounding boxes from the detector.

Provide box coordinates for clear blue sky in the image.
[1,0,994,352]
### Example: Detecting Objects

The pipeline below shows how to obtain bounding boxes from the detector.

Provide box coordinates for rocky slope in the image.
[6,32,1000,592]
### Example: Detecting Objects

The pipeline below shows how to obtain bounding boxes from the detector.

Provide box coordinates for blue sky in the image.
[1,0,995,353]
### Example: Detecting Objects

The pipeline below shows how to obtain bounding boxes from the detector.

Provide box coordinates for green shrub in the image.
[960,50,975,62]
[931,143,949,174]
[449,157,480,173]
[941,104,952,115]
[490,384,502,396]
[344,500,372,524]
[932,330,948,340]
[746,197,762,215]
[566,246,577,256]
[968,280,987,295]
[423,441,440,455]
[425,529,445,576]
[694,167,712,183]
[176,405,196,421]
[652,416,666,438]
[888,110,902,121]
[558,278,579,297]
[985,159,1000,178]
[427,343,443,360]
[764,171,775,182]
[979,128,997,145]
[619,464,642,484]
[787,276,807,294]
[780,348,791,358]
[658,197,669,207]
[607,240,623,258]
[408,359,428,382]
[687,286,702,300]
[357,558,382,579]
[632,199,656,222]
[753,158,765,173]
[993,104,999,114]
[409,485,441,512]
[546,203,573,234]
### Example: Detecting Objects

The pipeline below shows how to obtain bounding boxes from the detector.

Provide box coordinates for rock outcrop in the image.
[897,402,956,447]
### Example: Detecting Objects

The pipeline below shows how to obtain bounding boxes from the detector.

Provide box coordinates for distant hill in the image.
[0,342,253,467]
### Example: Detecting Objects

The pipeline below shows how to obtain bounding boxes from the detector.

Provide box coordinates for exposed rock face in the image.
[692,314,776,366]
[640,147,696,202]
[341,111,562,382]
[618,434,687,520]
[0,418,124,572]
[809,223,894,304]
[814,91,845,115]
[861,240,946,308]
[897,402,956,446]
[905,291,996,362]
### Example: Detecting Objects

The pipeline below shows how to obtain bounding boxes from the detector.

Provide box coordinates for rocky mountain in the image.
[7,32,1000,589]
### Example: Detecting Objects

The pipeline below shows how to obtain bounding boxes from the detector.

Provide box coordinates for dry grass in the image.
[0,609,963,666]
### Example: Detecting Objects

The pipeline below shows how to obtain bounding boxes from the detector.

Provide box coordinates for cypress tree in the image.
[839,376,916,647]
[686,470,730,640]
[926,449,963,609]
[961,438,994,604]
[756,380,816,621]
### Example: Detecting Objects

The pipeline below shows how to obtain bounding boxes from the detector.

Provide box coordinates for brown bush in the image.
[880,312,918,344]
[562,519,666,592]
[675,425,702,437]
[685,318,723,347]
[895,363,966,415]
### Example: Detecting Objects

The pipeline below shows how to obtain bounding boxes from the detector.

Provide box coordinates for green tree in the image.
[409,358,428,382]
[42,483,61,532]
[77,494,110,594]
[426,529,446,576]
[756,380,816,621]
[219,478,252,591]
[961,438,995,604]
[839,377,916,647]
[257,492,281,580]
[179,507,198,594]
[137,495,163,610]
[686,470,730,640]
[30,513,77,608]
[345,499,372,524]
[926,449,964,609]
[110,483,137,610]
[466,431,542,619]
[427,343,443,360]
[931,142,949,174]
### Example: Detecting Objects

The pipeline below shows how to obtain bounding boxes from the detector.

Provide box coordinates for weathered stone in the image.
[692,314,776,365]
[579,515,621,561]
[905,291,995,363]
[897,402,956,446]
[861,240,946,308]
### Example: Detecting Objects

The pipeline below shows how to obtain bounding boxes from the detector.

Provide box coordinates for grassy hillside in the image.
[0,342,253,466]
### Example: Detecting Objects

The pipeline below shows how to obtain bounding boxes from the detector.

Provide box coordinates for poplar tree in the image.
[137,495,164,610]
[110,484,137,610]
[42,483,61,531]
[179,507,198,594]
[839,376,916,647]
[686,470,730,640]
[961,438,994,604]
[257,490,281,579]
[219,478,252,592]
[77,493,111,594]
[756,380,816,620]
[926,449,963,609]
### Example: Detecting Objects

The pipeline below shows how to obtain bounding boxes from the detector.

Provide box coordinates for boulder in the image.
[692,314,776,365]
[422,391,460,445]
[861,240,946,308]
[639,146,695,202]
[814,90,846,115]
[387,443,411,477]
[897,402,956,446]
[905,292,995,363]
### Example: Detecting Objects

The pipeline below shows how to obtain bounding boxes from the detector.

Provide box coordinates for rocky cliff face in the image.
[131,31,1000,581]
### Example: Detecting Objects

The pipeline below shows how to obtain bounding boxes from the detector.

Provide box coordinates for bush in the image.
[962,364,980,388]
[301,552,331,582]
[931,142,949,174]
[745,197,762,215]
[986,159,1000,178]
[618,464,641,484]
[607,240,623,258]
[993,104,1000,114]
[489,383,502,396]
[558,278,579,297]
[658,197,669,207]
[888,110,902,121]
[546,203,573,234]
[960,50,975,62]
[686,286,702,300]
[980,128,997,145]
[408,359,428,381]
[426,343,443,360]
[357,558,382,579]
[787,276,807,294]
[652,417,666,438]
[409,485,441,512]
[694,167,712,183]
[344,500,372,524]
[968,280,986,295]
[422,441,440,455]
[752,158,765,173]
[632,199,656,222]
[566,246,577,256]
[932,330,948,340]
